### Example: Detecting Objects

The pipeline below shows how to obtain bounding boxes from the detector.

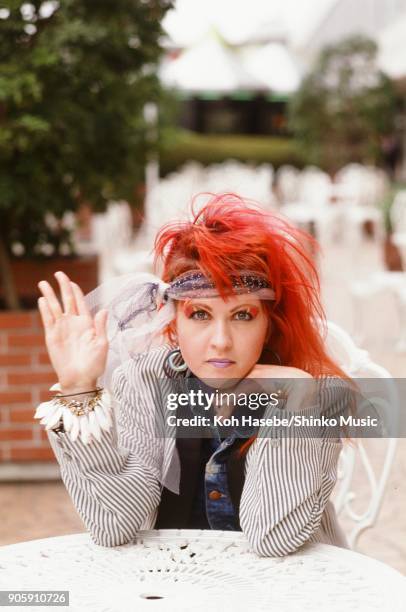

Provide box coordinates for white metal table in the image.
[0,530,405,611]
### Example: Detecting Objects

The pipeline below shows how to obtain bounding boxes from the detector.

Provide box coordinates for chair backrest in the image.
[390,190,406,233]
[276,164,301,205]
[334,164,389,208]
[297,166,332,207]
[205,161,275,207]
[325,320,398,549]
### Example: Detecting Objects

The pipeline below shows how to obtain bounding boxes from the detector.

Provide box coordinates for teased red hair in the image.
[153,193,350,454]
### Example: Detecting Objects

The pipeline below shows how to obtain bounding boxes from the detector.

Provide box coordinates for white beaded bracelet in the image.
[34,383,113,445]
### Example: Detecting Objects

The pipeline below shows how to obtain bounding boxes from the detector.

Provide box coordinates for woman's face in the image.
[175,293,269,382]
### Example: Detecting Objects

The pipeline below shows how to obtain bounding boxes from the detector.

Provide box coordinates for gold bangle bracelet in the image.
[53,388,104,417]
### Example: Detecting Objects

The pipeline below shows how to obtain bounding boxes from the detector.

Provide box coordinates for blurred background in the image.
[0,0,405,574]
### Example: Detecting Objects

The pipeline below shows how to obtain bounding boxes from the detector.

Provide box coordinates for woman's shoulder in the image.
[316,374,353,394]
[315,374,354,418]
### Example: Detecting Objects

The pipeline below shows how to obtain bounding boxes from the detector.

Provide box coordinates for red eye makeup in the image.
[182,301,197,318]
[244,306,259,318]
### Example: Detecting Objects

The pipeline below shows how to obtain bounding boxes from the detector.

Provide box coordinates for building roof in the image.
[159,33,261,94]
[160,31,300,96]
[378,13,406,80]
[239,43,301,94]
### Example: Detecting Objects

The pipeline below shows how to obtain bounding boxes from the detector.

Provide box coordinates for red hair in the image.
[153,193,351,454]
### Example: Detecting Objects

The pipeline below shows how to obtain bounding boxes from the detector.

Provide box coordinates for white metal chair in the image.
[391,190,406,275]
[279,167,339,246]
[275,164,301,205]
[334,164,389,244]
[390,190,406,234]
[205,160,275,209]
[325,320,399,550]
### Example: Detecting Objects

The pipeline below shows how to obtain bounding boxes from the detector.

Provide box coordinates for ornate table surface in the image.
[0,530,405,612]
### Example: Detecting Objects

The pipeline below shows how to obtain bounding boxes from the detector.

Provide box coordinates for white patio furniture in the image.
[334,164,389,244]
[347,183,406,350]
[390,190,406,235]
[278,167,339,246]
[205,160,275,208]
[275,164,301,205]
[391,190,406,276]
[325,320,399,549]
[349,269,406,350]
[0,530,405,611]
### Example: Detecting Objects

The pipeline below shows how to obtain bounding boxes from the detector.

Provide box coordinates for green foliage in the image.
[0,0,173,257]
[288,35,398,173]
[159,130,306,175]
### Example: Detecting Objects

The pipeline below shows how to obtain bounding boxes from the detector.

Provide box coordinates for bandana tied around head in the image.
[164,269,275,300]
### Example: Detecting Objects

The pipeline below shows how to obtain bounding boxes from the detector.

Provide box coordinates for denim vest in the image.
[190,432,242,531]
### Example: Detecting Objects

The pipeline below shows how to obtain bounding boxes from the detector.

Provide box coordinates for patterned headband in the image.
[163,269,276,301]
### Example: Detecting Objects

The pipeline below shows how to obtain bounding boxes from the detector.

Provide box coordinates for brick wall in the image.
[0,311,57,462]
[0,255,98,464]
[0,254,98,304]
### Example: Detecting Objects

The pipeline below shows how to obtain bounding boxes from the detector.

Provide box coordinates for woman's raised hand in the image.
[37,271,109,394]
[245,363,316,412]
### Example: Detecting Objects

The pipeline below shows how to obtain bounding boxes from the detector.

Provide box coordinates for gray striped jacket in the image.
[47,343,350,556]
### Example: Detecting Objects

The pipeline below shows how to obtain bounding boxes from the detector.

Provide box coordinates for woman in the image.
[35,193,351,555]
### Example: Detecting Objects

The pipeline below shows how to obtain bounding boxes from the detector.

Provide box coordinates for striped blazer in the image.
[46,343,350,556]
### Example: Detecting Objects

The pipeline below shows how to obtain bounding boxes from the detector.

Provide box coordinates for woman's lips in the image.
[207,360,235,368]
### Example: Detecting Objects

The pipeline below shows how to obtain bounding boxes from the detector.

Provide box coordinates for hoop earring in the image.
[165,348,188,372]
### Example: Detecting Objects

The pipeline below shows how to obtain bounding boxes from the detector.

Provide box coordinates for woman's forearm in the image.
[240,435,340,556]
[43,364,164,547]
[240,377,350,556]
[47,424,161,547]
